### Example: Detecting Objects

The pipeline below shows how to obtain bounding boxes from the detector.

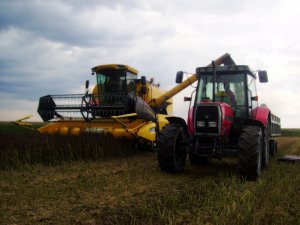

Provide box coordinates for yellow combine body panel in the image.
[91,64,172,115]
[92,64,138,75]
[129,83,173,115]
[14,63,180,144]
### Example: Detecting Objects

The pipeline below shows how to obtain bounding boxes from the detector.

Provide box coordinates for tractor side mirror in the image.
[258,71,268,83]
[141,76,147,85]
[184,97,191,102]
[140,86,147,95]
[176,71,183,83]
[251,96,258,101]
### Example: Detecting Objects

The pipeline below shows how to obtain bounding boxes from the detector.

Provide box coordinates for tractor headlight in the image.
[197,121,205,127]
[208,121,217,128]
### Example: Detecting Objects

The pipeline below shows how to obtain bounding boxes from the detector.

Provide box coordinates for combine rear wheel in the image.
[239,126,263,180]
[157,124,187,173]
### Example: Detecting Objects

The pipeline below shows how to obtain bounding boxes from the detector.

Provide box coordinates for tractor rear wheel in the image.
[262,126,270,168]
[239,126,263,180]
[157,123,187,173]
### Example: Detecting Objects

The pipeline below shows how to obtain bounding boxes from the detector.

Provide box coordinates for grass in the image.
[0,121,45,133]
[0,123,300,224]
[0,133,139,170]
[281,128,300,137]
[0,122,139,169]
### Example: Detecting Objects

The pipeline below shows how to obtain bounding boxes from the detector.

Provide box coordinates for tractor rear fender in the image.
[241,118,268,138]
[165,116,188,132]
[242,119,264,130]
[252,106,270,127]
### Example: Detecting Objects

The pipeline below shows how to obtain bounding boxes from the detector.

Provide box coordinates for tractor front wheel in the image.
[239,126,263,180]
[157,123,188,173]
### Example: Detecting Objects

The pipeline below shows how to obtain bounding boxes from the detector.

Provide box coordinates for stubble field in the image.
[0,123,299,225]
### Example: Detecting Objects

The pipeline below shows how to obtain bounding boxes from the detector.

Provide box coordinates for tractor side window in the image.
[196,75,213,103]
[248,75,258,118]
[233,82,245,106]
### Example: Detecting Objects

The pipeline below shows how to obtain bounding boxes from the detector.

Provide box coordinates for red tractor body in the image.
[187,102,234,137]
[157,63,281,180]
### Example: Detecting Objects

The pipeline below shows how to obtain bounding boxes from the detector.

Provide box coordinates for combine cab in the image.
[32,64,171,142]
[157,62,281,180]
[37,64,169,122]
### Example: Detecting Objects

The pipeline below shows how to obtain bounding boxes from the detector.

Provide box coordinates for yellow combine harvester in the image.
[13,54,235,146]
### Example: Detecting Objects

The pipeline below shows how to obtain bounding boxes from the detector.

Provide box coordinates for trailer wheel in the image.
[262,125,270,168]
[269,139,277,157]
[157,124,187,173]
[239,126,262,180]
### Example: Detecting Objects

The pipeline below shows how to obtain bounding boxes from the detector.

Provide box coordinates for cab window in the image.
[247,75,258,118]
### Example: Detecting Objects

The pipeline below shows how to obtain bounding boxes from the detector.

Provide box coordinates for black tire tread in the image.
[239,126,262,180]
[262,126,269,169]
[157,124,187,173]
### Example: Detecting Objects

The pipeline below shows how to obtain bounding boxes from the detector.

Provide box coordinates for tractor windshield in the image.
[196,73,246,117]
[96,70,136,93]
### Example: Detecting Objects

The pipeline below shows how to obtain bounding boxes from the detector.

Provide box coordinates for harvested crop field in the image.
[0,124,299,225]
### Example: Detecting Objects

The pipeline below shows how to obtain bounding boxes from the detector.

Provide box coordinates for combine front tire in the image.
[239,126,263,180]
[157,124,187,173]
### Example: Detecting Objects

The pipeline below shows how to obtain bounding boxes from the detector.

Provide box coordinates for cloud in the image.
[0,0,300,128]
[0,0,176,47]
[0,27,88,100]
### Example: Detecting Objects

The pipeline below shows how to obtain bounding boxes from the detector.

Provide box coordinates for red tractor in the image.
[157,61,281,180]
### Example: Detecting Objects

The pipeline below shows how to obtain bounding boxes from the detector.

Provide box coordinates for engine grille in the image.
[194,104,221,135]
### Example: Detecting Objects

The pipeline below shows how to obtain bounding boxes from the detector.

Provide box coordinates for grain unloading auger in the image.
[13,53,235,146]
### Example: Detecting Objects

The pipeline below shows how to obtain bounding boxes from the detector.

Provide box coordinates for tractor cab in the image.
[194,65,263,119]
[182,65,268,138]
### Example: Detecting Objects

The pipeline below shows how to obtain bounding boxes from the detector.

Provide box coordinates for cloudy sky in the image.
[0,0,299,128]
